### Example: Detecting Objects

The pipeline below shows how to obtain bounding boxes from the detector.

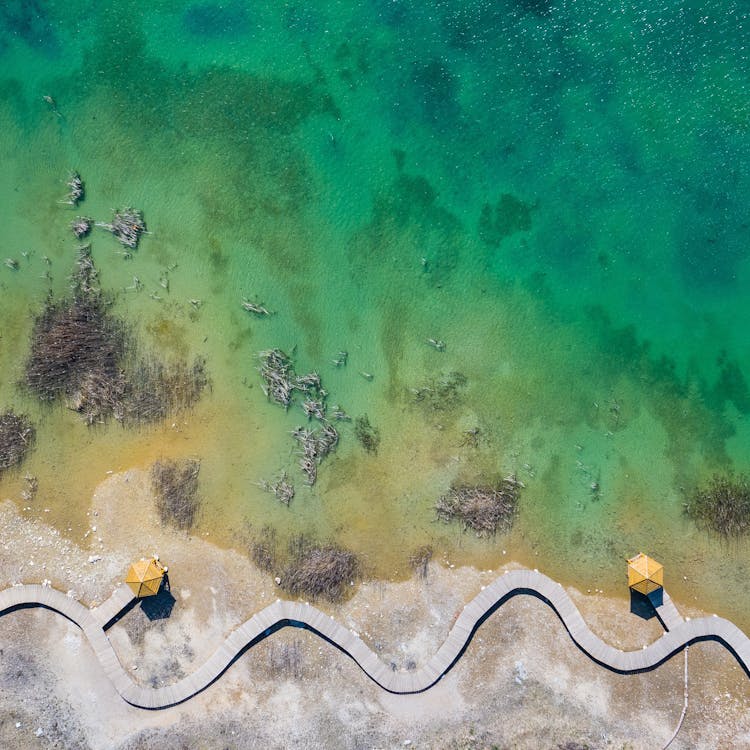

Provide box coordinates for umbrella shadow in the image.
[629,588,662,621]
[139,574,176,621]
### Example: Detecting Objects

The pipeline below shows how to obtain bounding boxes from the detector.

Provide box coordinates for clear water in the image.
[1,0,749,624]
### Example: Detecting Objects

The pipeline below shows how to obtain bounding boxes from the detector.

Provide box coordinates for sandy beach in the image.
[1,472,749,749]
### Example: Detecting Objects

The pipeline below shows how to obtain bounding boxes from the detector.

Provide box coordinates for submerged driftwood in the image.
[96,208,147,249]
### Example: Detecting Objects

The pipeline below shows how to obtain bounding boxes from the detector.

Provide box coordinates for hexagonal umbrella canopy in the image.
[627,553,663,595]
[126,558,166,598]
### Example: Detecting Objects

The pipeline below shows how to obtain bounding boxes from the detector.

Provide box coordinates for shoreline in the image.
[1,471,750,747]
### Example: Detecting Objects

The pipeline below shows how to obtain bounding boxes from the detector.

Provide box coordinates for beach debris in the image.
[71,216,93,239]
[96,207,147,249]
[359,370,374,381]
[0,411,36,475]
[331,350,348,367]
[435,477,521,536]
[4,258,19,270]
[60,171,84,206]
[354,414,380,454]
[259,472,296,506]
[426,338,446,352]
[189,298,202,308]
[151,458,201,531]
[241,298,272,316]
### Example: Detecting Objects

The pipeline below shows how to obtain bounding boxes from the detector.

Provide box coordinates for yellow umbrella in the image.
[627,553,663,595]
[126,558,165,598]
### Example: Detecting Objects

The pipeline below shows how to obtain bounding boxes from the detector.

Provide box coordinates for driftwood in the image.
[71,217,93,239]
[259,472,295,506]
[96,208,147,249]
[60,172,84,206]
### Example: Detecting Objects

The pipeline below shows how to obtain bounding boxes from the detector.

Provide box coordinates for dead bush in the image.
[436,477,521,536]
[281,537,359,602]
[0,411,36,474]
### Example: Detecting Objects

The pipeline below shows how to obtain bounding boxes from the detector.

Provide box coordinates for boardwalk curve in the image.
[1,569,749,709]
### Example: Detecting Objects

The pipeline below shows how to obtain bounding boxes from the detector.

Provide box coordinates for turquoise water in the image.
[1,1,749,622]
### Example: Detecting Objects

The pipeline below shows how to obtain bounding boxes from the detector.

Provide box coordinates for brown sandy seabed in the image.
[0,472,749,749]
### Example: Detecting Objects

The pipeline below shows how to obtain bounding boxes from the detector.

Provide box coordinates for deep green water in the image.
[1,1,749,622]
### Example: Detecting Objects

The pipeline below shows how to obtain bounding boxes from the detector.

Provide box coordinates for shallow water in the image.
[1,1,749,625]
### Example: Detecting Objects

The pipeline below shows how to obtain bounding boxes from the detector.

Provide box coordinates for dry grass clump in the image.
[0,411,36,474]
[281,536,359,602]
[436,477,521,536]
[151,458,201,530]
[685,473,750,537]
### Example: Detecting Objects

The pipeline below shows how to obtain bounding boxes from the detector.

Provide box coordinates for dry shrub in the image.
[282,536,359,602]
[685,473,750,537]
[0,411,36,474]
[436,478,521,536]
[151,458,201,530]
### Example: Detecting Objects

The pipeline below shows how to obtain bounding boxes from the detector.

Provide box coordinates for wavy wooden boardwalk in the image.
[1,569,749,709]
